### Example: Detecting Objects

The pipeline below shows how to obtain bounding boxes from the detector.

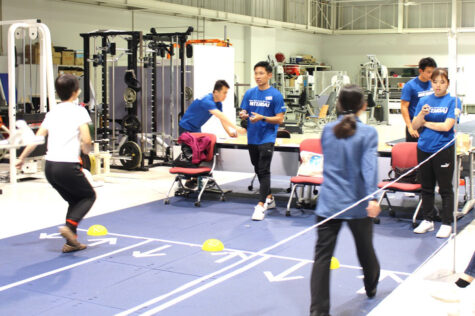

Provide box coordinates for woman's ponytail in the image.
[333,85,365,139]
[334,113,357,139]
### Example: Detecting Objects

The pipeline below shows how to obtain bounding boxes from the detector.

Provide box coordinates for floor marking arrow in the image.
[39,232,62,239]
[264,261,309,282]
[132,245,171,258]
[212,251,248,263]
[87,238,118,247]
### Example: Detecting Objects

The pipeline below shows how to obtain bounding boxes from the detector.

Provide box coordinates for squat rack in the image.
[142,26,193,166]
[80,30,147,170]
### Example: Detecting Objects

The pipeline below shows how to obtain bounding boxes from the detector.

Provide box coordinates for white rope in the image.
[313,136,456,229]
[254,136,458,258]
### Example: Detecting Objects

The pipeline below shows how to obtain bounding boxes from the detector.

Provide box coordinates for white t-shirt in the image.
[42,102,91,163]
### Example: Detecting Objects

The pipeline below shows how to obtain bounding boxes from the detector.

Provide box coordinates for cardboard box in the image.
[24,43,40,64]
[53,57,61,65]
[75,52,84,66]
[61,50,75,65]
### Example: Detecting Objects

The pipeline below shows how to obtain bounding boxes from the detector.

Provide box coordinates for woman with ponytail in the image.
[310,85,381,316]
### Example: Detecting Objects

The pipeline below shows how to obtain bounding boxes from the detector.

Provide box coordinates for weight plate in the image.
[185,87,193,101]
[122,115,141,134]
[119,141,142,170]
[123,87,137,103]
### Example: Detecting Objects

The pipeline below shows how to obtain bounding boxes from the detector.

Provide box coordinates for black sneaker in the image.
[184,179,198,190]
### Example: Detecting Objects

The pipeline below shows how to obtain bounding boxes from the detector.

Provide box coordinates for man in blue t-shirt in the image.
[400,57,437,142]
[239,61,286,221]
[179,80,244,137]
[179,80,244,189]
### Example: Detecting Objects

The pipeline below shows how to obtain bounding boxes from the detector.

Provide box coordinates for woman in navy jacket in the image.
[310,85,381,316]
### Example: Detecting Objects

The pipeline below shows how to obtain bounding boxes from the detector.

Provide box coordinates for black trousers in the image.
[178,125,191,135]
[45,161,96,224]
[417,145,454,225]
[310,216,380,315]
[248,143,274,203]
[405,126,419,142]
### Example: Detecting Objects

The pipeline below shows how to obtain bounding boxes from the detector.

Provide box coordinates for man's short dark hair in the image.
[55,74,79,101]
[213,80,230,92]
[419,57,437,71]
[254,61,273,73]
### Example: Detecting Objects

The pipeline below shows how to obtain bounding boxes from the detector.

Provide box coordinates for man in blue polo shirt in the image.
[239,61,286,221]
[179,80,244,137]
[400,57,437,142]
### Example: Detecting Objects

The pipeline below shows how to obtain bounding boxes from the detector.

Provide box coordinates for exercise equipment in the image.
[305,72,349,130]
[202,238,224,252]
[361,55,389,124]
[330,257,340,270]
[143,27,193,166]
[87,224,108,236]
[1,20,55,183]
[81,30,146,170]
[119,140,142,170]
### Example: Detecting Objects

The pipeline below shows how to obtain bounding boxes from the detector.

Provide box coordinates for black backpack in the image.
[386,167,420,184]
[172,144,199,168]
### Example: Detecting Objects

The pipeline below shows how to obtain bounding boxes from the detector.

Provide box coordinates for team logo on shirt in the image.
[430,107,448,114]
[265,96,273,101]
[249,100,271,107]
[418,90,433,98]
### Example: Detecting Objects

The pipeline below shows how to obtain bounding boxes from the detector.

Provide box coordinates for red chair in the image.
[164,133,226,207]
[377,142,422,227]
[286,138,323,216]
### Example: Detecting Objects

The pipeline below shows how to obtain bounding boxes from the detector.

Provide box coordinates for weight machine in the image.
[362,55,389,124]
[81,30,147,170]
[1,19,56,183]
[81,27,194,171]
[142,26,193,167]
[308,71,350,129]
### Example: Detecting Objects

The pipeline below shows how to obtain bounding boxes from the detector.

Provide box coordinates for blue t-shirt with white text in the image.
[240,86,286,145]
[414,93,460,153]
[179,93,222,132]
[401,77,433,119]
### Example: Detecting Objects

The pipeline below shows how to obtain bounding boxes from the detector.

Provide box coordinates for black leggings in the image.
[417,145,454,225]
[248,143,274,203]
[45,161,96,224]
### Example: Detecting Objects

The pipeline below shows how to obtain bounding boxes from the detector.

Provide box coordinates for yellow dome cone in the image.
[87,224,108,236]
[330,257,340,270]
[202,239,224,252]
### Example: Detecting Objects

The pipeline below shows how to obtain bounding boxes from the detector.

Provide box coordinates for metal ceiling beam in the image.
[57,0,333,34]
[54,0,475,35]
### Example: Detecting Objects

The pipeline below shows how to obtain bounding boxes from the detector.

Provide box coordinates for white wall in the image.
[3,0,474,103]
[321,32,475,104]
[1,0,323,91]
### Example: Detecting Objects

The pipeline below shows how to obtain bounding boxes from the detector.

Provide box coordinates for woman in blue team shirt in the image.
[412,68,461,238]
[310,85,381,316]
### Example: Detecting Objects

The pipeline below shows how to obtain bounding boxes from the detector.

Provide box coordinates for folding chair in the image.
[247,129,291,191]
[164,133,226,207]
[286,138,323,216]
[376,142,422,227]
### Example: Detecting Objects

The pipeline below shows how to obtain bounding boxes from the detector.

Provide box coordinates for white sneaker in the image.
[414,220,434,234]
[252,204,267,221]
[265,197,276,209]
[436,224,452,238]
